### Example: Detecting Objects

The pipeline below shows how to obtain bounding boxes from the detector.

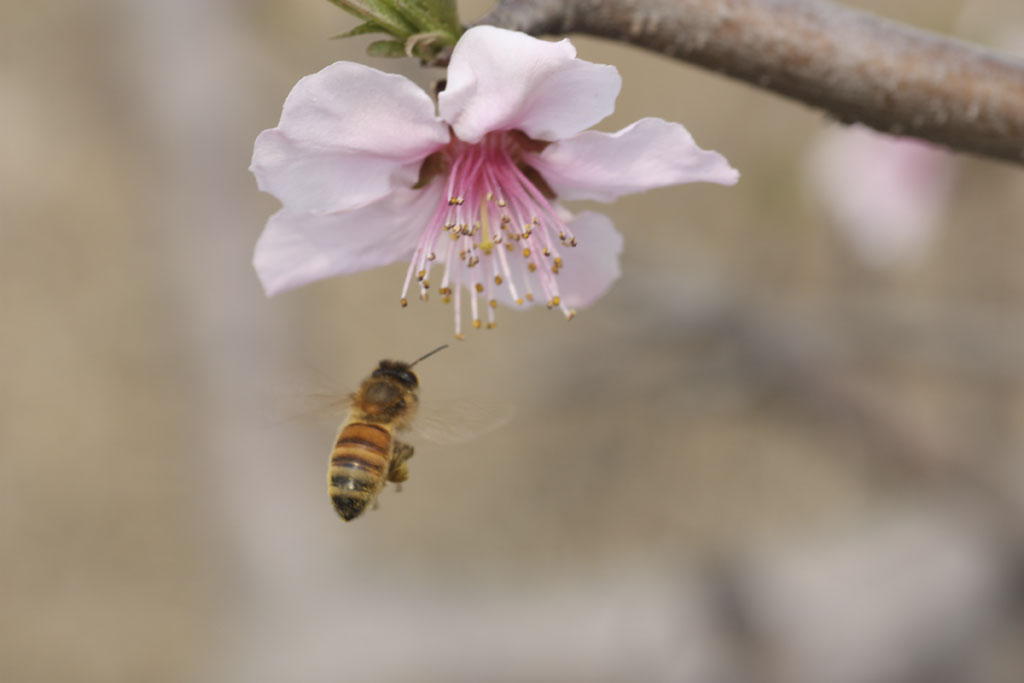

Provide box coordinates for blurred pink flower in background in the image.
[251,26,738,337]
[806,123,956,269]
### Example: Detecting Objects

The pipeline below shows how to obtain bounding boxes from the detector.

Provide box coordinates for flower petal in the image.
[254,184,443,295]
[251,62,449,213]
[491,210,623,309]
[439,26,621,143]
[530,118,739,202]
[555,211,624,307]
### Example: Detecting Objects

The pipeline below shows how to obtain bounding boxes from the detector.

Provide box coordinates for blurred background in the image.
[3,1,1024,681]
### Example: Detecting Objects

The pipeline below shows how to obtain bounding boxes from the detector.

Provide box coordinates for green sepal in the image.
[366,39,408,57]
[326,0,462,62]
[331,21,389,39]
[393,0,447,35]
[325,0,418,38]
[417,0,460,35]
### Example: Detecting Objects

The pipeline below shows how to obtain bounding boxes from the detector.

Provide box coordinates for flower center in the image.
[400,130,577,338]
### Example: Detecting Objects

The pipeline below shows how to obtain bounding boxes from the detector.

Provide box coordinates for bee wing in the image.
[272,391,352,425]
[409,397,513,445]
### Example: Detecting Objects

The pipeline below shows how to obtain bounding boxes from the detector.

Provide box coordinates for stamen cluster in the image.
[401,132,576,337]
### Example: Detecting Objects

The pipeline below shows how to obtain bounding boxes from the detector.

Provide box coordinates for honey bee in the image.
[328,345,448,521]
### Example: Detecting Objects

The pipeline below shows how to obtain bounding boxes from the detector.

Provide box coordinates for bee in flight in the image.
[328,345,448,521]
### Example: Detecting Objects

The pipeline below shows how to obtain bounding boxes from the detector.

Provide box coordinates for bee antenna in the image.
[409,344,449,367]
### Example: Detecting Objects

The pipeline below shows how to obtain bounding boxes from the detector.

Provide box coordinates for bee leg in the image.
[389,462,409,492]
[393,441,415,462]
[388,441,414,492]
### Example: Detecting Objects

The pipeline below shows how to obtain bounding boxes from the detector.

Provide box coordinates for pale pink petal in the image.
[530,118,739,202]
[251,62,449,213]
[556,211,624,307]
[807,124,954,268]
[254,184,443,295]
[491,210,622,309]
[439,26,621,143]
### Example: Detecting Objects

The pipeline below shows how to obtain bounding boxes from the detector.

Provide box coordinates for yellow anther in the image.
[489,299,497,308]
[475,283,484,293]
[400,298,408,307]
[516,298,524,305]
[417,269,426,280]
[473,319,481,329]
[522,248,531,258]
[551,296,560,306]
[494,275,503,285]
[455,333,465,340]
[486,322,496,329]
[528,263,537,272]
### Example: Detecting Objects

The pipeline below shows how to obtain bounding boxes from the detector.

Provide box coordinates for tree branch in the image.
[478,0,1024,165]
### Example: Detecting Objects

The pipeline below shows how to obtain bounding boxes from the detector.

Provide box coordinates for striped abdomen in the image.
[328,421,393,521]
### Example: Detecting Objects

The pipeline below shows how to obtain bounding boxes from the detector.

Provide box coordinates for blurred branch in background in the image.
[616,269,1024,524]
[478,0,1024,165]
[571,270,1024,682]
[705,502,1020,683]
[540,264,1024,682]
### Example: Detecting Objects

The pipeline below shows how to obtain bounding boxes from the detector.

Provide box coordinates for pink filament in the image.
[400,131,577,334]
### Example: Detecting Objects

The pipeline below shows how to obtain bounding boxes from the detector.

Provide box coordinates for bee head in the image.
[371,360,419,388]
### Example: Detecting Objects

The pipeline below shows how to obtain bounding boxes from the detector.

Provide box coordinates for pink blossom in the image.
[251,26,738,336]
[807,124,955,269]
